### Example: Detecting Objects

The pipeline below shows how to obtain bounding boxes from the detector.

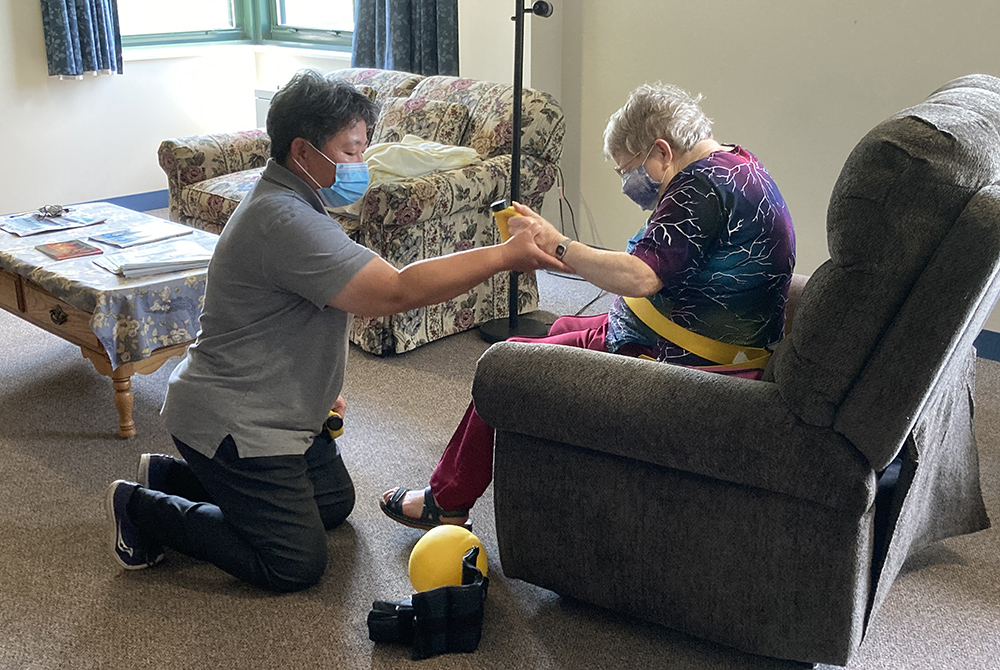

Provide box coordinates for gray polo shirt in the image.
[162,159,377,459]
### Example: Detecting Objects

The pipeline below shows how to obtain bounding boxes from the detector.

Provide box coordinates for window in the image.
[266,0,355,49]
[277,1,354,32]
[118,0,237,36]
[119,0,355,50]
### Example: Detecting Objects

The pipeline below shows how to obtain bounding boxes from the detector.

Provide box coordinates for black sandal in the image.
[380,486,471,531]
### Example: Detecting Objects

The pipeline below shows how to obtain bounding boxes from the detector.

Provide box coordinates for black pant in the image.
[128,431,354,592]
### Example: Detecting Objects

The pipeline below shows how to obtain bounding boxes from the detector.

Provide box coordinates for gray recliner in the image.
[471,74,999,665]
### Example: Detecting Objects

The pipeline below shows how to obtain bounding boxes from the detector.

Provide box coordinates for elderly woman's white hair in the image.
[603,82,713,160]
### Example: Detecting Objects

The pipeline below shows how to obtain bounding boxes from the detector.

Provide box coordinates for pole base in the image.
[479,315,551,343]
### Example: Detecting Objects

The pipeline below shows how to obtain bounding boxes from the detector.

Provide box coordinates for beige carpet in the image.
[0,270,997,670]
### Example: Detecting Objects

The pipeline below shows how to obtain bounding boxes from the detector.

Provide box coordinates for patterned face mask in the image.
[621,165,665,211]
[620,144,666,211]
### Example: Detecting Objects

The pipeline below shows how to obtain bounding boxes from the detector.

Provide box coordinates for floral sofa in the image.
[157,68,565,355]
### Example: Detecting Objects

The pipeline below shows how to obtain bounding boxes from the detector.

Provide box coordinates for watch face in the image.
[556,240,568,259]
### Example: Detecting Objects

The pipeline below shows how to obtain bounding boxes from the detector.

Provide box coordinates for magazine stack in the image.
[93,239,213,278]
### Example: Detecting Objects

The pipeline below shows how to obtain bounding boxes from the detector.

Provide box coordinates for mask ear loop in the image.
[646,142,672,187]
[291,156,324,190]
[306,141,339,168]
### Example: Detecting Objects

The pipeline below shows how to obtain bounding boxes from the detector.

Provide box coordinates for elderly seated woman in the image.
[381,81,797,530]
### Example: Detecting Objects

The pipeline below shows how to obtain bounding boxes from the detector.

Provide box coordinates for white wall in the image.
[457,0,562,97]
[254,46,352,94]
[458,1,514,84]
[0,0,257,214]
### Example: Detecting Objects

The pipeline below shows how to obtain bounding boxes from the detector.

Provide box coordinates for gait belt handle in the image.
[623,295,770,369]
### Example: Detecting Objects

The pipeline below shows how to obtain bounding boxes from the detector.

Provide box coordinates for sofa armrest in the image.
[359,153,558,232]
[158,129,270,218]
[472,342,875,514]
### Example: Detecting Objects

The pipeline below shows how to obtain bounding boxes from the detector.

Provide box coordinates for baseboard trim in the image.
[79,190,169,213]
[975,329,1000,362]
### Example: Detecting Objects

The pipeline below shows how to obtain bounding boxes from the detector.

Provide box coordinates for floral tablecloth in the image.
[0,202,215,369]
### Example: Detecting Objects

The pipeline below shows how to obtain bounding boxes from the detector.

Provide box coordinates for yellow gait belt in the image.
[623,295,771,369]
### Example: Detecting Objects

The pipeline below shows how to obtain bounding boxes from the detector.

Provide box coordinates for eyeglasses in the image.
[613,144,656,177]
[613,150,641,177]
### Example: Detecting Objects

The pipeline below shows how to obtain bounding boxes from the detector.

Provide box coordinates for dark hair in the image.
[267,69,379,163]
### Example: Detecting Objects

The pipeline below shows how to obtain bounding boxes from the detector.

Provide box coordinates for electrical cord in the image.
[574,288,609,317]
[555,165,579,242]
[552,166,613,251]
[543,164,613,315]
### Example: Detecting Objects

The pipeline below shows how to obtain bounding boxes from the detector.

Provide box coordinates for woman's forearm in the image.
[561,242,663,297]
[505,202,663,298]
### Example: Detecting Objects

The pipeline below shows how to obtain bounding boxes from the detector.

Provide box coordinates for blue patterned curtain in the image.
[352,0,458,76]
[40,0,123,78]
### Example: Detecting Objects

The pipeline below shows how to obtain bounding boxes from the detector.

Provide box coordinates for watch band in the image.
[554,238,571,261]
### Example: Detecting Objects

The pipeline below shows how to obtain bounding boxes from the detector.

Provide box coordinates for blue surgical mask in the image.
[620,145,666,211]
[294,142,370,208]
[319,162,370,208]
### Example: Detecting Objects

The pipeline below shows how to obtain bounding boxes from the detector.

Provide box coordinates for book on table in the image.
[89,220,193,248]
[35,239,104,260]
[93,239,213,278]
[0,211,106,236]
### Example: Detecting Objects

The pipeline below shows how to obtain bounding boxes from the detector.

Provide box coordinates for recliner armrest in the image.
[472,342,875,514]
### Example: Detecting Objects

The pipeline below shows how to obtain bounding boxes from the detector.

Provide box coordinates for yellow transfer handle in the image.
[491,199,516,242]
[623,295,770,368]
[325,411,344,440]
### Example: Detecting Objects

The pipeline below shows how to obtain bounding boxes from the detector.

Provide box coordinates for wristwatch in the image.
[554,238,571,261]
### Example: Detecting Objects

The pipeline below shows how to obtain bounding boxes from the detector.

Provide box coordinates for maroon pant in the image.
[429,314,633,512]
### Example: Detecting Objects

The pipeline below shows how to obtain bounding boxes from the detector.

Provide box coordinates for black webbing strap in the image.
[367,547,489,660]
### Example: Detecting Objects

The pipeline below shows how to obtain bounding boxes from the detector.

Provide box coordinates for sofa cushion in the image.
[179,167,264,234]
[371,97,470,146]
[328,68,424,104]
[412,76,564,164]
[355,84,378,102]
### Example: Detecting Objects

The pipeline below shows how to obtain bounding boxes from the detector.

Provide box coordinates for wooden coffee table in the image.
[0,202,215,438]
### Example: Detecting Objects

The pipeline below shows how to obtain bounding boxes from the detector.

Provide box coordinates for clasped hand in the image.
[501,203,572,273]
[504,202,572,272]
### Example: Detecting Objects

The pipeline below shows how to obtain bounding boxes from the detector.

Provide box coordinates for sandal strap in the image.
[420,486,441,524]
[383,486,408,515]
[421,486,469,521]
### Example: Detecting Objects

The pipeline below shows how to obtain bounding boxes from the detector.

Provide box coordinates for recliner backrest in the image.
[770,74,1000,469]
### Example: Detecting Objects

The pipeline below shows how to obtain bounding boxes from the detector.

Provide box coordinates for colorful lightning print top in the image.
[607,145,796,365]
